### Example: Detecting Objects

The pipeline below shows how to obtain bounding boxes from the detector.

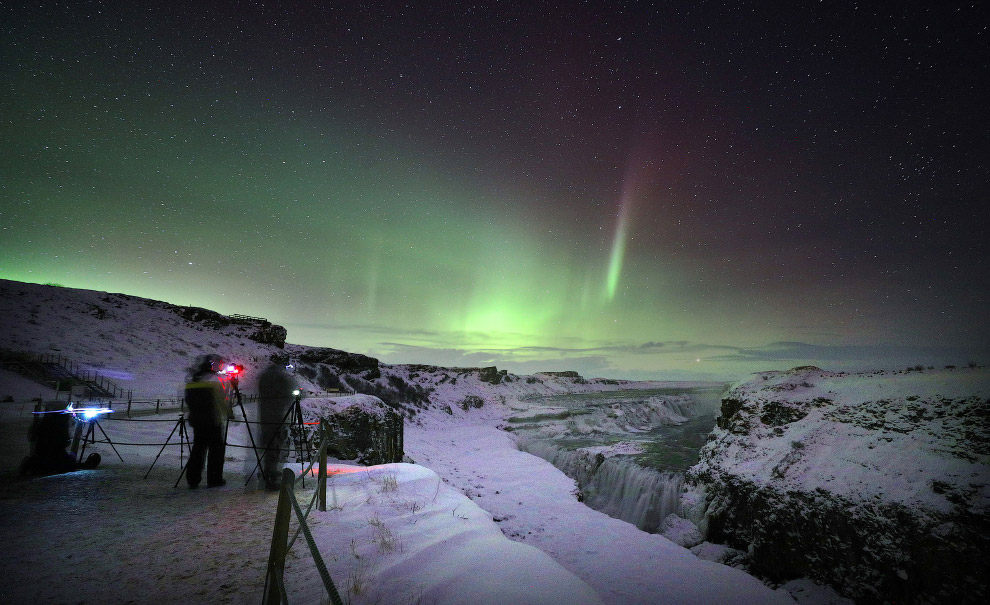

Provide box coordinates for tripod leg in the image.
[143,416,183,480]
[180,420,189,461]
[295,400,313,458]
[246,402,295,485]
[292,400,314,488]
[78,422,95,463]
[95,421,124,462]
[174,460,190,488]
[237,399,268,487]
[174,419,195,488]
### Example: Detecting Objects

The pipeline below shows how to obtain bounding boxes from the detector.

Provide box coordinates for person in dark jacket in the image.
[184,355,231,488]
[21,401,100,475]
[258,363,295,490]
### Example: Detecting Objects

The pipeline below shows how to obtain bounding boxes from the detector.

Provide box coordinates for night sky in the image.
[2,1,987,379]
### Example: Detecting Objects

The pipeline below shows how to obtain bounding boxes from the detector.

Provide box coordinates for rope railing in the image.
[70,418,318,453]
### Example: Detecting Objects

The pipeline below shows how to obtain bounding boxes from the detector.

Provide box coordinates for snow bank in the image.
[302,462,603,604]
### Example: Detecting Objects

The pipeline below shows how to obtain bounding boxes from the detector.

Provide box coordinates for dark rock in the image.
[702,476,988,604]
[759,400,808,426]
[249,323,287,348]
[297,347,379,373]
[478,366,507,384]
[174,305,232,328]
[716,398,752,434]
[458,395,484,410]
[315,398,403,465]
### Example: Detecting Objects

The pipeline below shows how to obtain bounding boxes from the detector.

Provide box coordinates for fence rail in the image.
[263,424,342,605]
[5,353,136,400]
[230,313,269,324]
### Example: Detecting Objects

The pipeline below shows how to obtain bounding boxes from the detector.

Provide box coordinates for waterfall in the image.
[520,439,685,533]
[512,387,726,534]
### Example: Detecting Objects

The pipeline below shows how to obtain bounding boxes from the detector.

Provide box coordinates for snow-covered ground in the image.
[1,280,840,603]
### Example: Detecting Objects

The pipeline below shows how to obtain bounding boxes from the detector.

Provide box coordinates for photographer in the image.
[21,401,100,475]
[258,362,295,491]
[184,355,231,488]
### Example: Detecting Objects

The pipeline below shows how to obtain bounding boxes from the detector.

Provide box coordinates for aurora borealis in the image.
[2,2,987,379]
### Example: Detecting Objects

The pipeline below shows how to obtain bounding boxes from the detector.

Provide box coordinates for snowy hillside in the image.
[0,279,646,409]
[0,279,289,398]
[690,366,990,603]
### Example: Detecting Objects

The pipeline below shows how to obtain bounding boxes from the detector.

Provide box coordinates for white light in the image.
[292,390,300,396]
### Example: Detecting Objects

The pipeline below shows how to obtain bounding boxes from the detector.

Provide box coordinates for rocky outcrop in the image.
[689,366,990,603]
[247,322,287,348]
[173,305,232,328]
[301,395,403,465]
[537,371,582,378]
[168,305,287,347]
[478,366,507,384]
[296,347,379,373]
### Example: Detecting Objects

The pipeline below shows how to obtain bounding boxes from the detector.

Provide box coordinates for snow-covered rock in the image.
[689,366,990,603]
[659,513,703,548]
[301,395,404,465]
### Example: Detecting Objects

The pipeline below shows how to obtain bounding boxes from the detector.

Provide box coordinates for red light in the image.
[221,363,244,376]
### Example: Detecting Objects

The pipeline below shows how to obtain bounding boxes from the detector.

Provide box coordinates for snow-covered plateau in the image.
[689,366,990,603]
[3,279,984,603]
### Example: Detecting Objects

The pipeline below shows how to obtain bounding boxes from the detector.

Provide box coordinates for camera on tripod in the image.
[217,362,244,377]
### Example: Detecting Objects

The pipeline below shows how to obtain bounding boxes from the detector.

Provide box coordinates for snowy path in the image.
[404,415,793,605]
[0,414,336,604]
[0,467,281,603]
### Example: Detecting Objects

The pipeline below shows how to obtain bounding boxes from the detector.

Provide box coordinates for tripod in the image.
[226,376,266,487]
[142,414,190,483]
[246,393,313,486]
[288,394,314,464]
[77,417,124,464]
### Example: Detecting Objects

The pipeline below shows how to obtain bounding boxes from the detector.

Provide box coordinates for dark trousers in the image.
[187,424,225,487]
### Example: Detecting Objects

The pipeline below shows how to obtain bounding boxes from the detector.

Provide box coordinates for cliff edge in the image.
[689,366,990,603]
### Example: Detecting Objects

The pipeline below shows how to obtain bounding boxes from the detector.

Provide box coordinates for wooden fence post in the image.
[318,422,327,512]
[263,468,296,605]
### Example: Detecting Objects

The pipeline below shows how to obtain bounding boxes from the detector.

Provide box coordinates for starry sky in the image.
[2,1,987,380]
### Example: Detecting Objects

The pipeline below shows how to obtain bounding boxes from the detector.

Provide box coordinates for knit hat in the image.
[188,354,221,380]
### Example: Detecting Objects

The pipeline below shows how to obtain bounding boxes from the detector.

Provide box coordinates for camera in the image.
[216,362,244,377]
